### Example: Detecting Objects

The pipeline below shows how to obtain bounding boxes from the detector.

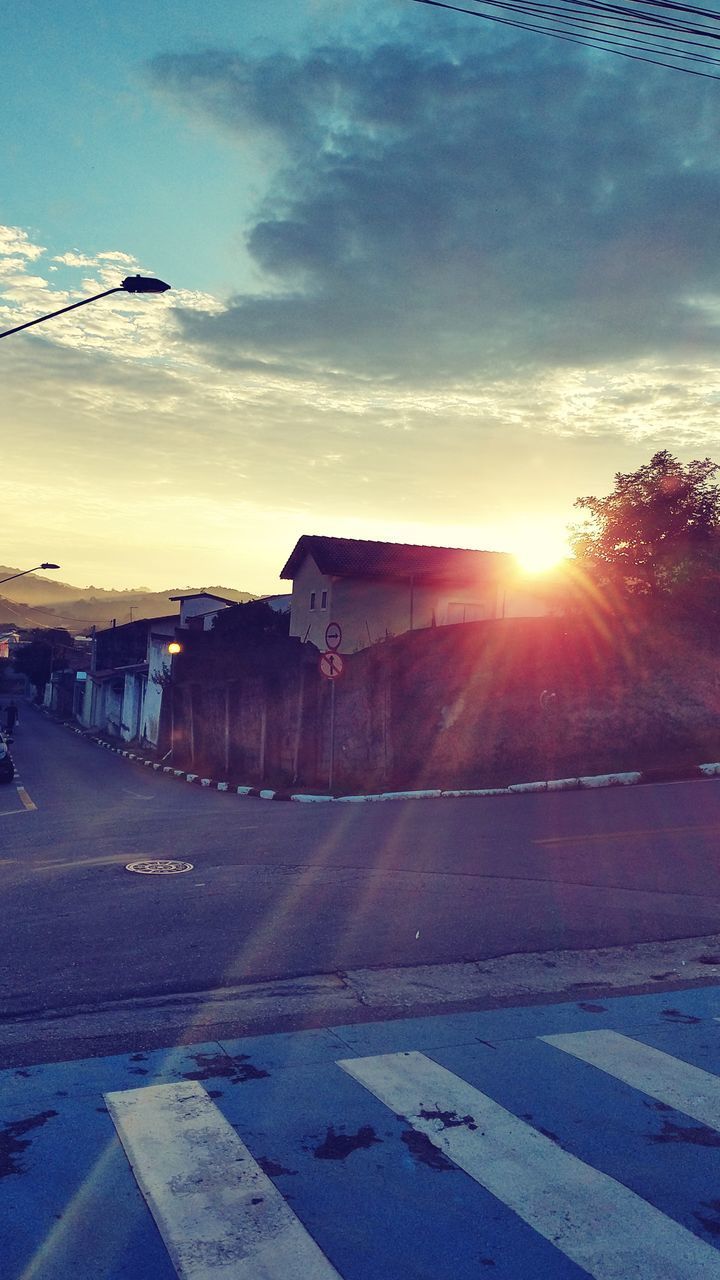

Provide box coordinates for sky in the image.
[3,0,720,593]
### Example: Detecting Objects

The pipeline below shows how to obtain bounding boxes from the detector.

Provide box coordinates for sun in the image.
[512,533,569,575]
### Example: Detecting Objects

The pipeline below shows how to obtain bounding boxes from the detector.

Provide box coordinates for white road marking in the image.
[338,1050,720,1280]
[16,785,36,810]
[105,1080,344,1280]
[541,1029,720,1131]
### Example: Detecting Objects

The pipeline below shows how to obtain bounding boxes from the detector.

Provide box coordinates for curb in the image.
[34,706,720,805]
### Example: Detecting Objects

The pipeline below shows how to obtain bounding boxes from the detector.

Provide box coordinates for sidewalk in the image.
[2,931,720,1070]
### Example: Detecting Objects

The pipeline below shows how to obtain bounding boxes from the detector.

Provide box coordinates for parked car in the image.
[0,734,14,784]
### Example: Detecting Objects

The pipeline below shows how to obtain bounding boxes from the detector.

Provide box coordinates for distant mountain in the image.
[0,569,257,631]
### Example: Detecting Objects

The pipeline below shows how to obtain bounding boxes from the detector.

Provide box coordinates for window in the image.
[310,592,316,610]
[321,590,328,609]
[447,602,485,624]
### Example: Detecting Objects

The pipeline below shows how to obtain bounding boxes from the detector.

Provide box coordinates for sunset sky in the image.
[3,0,720,593]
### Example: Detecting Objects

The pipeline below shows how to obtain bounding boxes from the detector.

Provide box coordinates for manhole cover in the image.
[125,859,194,874]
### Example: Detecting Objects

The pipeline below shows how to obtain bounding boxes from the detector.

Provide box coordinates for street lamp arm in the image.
[0,276,171,340]
[0,288,125,340]
[0,563,60,585]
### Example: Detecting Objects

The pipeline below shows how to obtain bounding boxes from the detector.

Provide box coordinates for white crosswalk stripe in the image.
[541,1029,720,1131]
[338,1049,720,1280]
[105,1080,344,1280]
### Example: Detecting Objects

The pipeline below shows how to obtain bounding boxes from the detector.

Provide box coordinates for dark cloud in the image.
[149,33,720,383]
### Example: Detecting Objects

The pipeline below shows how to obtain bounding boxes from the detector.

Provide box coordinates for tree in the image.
[211,600,290,648]
[13,628,75,694]
[570,451,720,595]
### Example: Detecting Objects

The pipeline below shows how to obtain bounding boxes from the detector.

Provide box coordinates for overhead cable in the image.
[410,0,720,77]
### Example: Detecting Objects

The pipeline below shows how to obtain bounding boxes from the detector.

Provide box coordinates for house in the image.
[168,592,236,632]
[280,535,531,653]
[0,630,20,660]
[79,614,178,744]
[80,593,238,747]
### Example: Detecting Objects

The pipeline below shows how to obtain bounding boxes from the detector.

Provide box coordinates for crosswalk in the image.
[96,1026,720,1280]
[5,994,720,1280]
[106,1080,344,1280]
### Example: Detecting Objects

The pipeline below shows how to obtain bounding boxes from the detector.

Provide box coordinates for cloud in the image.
[0,225,45,261]
[96,250,139,264]
[147,35,720,386]
[52,252,101,268]
[0,224,217,363]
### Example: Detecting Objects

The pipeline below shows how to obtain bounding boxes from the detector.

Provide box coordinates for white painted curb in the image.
[579,771,642,788]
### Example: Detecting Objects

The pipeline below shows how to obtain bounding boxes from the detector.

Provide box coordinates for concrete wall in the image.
[80,675,98,728]
[170,667,302,785]
[120,673,145,742]
[102,682,124,738]
[142,635,173,746]
[167,613,720,794]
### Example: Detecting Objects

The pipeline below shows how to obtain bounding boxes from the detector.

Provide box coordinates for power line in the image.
[0,596,97,629]
[409,0,720,77]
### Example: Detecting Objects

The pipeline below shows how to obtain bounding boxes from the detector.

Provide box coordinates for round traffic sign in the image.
[325,621,342,651]
[319,650,344,680]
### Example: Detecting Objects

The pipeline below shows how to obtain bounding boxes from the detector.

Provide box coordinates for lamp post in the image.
[0,563,60,586]
[0,276,171,340]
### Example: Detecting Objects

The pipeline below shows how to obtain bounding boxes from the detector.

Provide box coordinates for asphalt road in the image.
[3,706,720,1018]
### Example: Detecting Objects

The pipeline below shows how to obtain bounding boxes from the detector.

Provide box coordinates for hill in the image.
[0,569,256,631]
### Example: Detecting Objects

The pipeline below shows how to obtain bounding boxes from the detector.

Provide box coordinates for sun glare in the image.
[513,535,569,575]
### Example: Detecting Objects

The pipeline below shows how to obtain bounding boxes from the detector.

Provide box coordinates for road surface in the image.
[2,707,720,1020]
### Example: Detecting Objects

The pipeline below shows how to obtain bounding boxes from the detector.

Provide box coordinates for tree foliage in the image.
[13,629,75,691]
[570,451,720,594]
[211,600,290,646]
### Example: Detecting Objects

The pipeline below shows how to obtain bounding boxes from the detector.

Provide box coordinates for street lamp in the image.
[0,276,171,341]
[0,563,60,586]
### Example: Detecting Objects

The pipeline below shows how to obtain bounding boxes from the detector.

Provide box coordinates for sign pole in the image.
[320,625,343,793]
[328,678,336,792]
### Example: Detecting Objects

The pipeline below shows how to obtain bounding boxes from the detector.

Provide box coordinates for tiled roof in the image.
[96,614,178,636]
[280,536,511,584]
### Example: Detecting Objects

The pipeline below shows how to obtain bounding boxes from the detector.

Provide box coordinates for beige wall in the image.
[288,553,555,653]
[502,586,556,619]
[352,578,500,639]
[331,576,414,651]
[288,555,334,648]
[290,558,501,652]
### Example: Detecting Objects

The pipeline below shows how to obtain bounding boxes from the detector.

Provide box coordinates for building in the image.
[168,592,237,632]
[79,593,238,747]
[280,535,527,653]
